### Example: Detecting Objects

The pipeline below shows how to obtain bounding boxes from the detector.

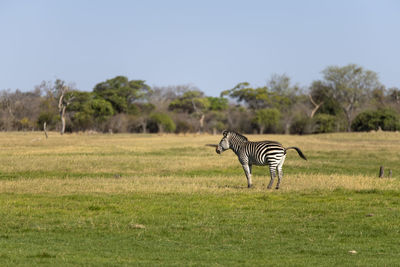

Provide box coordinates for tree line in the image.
[1,63,400,134]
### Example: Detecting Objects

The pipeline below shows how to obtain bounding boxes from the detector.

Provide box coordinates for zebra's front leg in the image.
[242,164,252,188]
[267,166,276,189]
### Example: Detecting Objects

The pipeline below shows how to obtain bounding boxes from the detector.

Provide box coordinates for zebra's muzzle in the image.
[205,144,220,154]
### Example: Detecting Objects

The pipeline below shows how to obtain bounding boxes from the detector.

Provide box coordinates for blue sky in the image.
[1,0,399,96]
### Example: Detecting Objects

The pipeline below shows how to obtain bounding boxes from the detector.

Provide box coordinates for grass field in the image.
[1,131,400,266]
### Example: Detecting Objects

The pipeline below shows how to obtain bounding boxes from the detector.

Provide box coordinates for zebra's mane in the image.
[223,130,248,142]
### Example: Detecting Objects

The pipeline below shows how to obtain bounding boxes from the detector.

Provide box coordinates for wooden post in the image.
[43,122,48,139]
[379,166,384,178]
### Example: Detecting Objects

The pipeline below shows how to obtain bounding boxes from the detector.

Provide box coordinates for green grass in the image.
[2,191,400,266]
[1,132,400,266]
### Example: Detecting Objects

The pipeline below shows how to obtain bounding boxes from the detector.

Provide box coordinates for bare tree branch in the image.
[191,99,205,133]
[58,85,74,135]
[308,94,324,118]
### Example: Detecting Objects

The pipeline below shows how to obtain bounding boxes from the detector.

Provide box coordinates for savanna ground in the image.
[1,131,400,266]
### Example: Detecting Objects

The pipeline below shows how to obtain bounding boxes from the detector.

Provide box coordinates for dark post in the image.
[44,122,48,139]
[379,166,384,178]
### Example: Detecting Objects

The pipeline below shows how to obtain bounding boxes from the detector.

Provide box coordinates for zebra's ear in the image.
[222,130,229,137]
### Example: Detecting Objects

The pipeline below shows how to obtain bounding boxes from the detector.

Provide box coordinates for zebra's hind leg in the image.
[275,155,286,190]
[242,164,252,188]
[267,165,277,189]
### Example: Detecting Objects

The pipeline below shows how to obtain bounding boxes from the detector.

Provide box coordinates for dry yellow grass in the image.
[0,173,399,195]
[0,131,399,195]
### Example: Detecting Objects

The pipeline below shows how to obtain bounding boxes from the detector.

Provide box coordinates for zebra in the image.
[215,130,307,189]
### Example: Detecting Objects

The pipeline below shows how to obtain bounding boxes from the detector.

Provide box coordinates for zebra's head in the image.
[216,130,249,154]
[216,130,231,154]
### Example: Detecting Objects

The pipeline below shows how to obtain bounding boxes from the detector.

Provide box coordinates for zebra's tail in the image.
[285,147,307,160]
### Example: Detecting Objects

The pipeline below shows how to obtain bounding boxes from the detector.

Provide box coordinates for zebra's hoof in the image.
[267,186,272,189]
[275,187,279,190]
[248,184,252,188]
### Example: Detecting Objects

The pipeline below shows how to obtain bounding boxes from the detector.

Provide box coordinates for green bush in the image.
[175,120,194,133]
[37,112,58,130]
[149,113,176,133]
[351,108,400,131]
[72,111,94,130]
[313,114,336,133]
[290,116,312,134]
[90,99,114,122]
[253,108,280,133]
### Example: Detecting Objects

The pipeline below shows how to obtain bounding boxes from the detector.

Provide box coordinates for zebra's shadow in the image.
[217,184,245,190]
[216,183,273,190]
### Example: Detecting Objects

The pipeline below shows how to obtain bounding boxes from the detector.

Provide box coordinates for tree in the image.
[388,87,400,104]
[149,85,190,108]
[68,91,114,131]
[268,73,296,96]
[149,113,176,133]
[221,81,290,134]
[207,96,228,111]
[309,80,342,116]
[221,82,270,110]
[37,111,58,131]
[136,103,155,133]
[253,108,280,134]
[35,79,75,134]
[351,108,400,132]
[321,64,382,131]
[89,99,114,124]
[0,88,42,131]
[308,94,324,118]
[55,80,74,135]
[312,114,337,133]
[0,90,17,130]
[93,76,151,114]
[307,81,329,118]
[169,90,212,133]
[205,96,228,134]
[267,74,300,134]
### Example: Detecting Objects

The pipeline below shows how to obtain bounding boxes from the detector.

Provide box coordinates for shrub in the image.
[313,114,336,133]
[290,115,312,134]
[351,108,400,131]
[149,113,176,133]
[175,120,194,133]
[15,117,32,130]
[71,111,94,131]
[37,112,58,130]
[253,108,280,134]
[90,99,114,122]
